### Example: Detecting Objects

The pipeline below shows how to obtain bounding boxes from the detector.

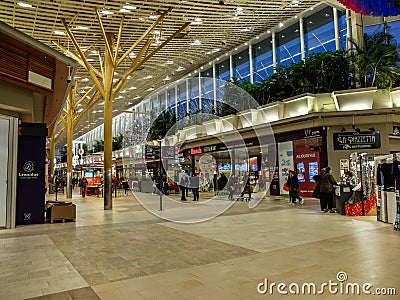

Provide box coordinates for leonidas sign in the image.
[333,131,381,150]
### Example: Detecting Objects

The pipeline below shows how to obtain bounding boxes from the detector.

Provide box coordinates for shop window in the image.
[232,49,250,83]
[304,6,335,56]
[276,22,301,67]
[252,37,273,83]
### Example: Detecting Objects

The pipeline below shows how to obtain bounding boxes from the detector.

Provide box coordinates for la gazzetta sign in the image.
[333,131,381,150]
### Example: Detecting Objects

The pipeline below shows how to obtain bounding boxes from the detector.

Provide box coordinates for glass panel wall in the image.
[201,68,214,113]
[232,49,250,82]
[216,59,230,101]
[304,6,335,56]
[338,9,347,50]
[252,37,273,83]
[177,82,187,120]
[188,77,200,114]
[167,87,176,115]
[276,22,301,67]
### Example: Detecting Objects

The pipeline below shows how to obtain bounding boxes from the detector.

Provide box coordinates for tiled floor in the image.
[0,189,399,300]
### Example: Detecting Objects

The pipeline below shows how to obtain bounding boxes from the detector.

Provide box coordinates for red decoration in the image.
[338,0,400,17]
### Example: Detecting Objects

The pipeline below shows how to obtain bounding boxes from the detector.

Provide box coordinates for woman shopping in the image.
[319,167,337,213]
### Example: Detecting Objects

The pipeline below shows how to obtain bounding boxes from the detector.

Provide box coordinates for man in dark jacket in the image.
[286,170,303,205]
[319,167,337,213]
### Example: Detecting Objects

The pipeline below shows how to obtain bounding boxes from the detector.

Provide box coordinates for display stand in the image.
[374,154,398,223]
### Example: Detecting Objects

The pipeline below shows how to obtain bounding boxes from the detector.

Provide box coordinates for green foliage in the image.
[348,30,400,90]
[148,110,177,141]
[82,143,93,155]
[220,50,351,115]
[93,140,104,152]
[112,133,124,151]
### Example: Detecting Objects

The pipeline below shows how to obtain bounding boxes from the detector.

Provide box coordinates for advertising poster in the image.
[16,123,47,225]
[278,141,294,195]
[293,139,320,196]
[309,162,319,182]
[297,162,305,182]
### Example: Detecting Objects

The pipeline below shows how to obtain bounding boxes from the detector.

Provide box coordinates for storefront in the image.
[275,127,327,197]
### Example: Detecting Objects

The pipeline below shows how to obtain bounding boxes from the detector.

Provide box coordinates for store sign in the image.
[304,128,322,138]
[333,131,381,150]
[144,145,160,159]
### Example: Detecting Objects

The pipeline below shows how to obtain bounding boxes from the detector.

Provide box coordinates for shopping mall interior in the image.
[1,0,400,299]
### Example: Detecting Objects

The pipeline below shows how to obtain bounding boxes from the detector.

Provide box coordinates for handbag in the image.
[312,183,320,199]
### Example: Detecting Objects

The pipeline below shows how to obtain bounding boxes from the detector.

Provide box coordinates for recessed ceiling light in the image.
[17,2,33,8]
[267,30,271,34]
[191,39,201,45]
[279,22,284,27]
[75,25,88,30]
[134,96,141,99]
[192,18,202,25]
[120,8,130,13]
[101,10,113,15]
[164,76,171,81]
[53,30,65,35]
[148,14,158,19]
[166,60,174,64]
[123,5,136,9]
[147,87,154,91]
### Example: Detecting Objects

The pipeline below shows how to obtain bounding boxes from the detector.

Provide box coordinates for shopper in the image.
[320,167,337,213]
[240,171,252,200]
[180,174,188,201]
[80,176,88,197]
[190,173,200,201]
[286,170,304,205]
[121,177,129,196]
[227,174,236,200]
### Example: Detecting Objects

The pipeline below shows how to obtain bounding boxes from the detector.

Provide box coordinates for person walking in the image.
[180,174,188,201]
[190,173,200,201]
[80,176,88,197]
[227,174,236,200]
[319,167,337,213]
[121,177,129,196]
[286,170,304,205]
[240,172,252,200]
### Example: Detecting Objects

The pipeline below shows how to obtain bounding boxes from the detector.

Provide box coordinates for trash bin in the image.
[334,185,354,215]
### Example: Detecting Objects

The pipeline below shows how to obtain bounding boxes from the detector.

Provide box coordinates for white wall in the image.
[0,118,9,227]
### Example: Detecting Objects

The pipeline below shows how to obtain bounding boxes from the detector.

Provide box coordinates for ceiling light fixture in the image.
[123,5,136,10]
[53,30,65,35]
[191,39,201,45]
[17,2,32,8]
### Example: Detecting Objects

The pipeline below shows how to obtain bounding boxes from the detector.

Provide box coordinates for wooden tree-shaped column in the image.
[55,8,190,209]
[58,83,98,198]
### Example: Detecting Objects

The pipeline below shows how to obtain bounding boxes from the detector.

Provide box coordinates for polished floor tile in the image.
[0,189,398,299]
